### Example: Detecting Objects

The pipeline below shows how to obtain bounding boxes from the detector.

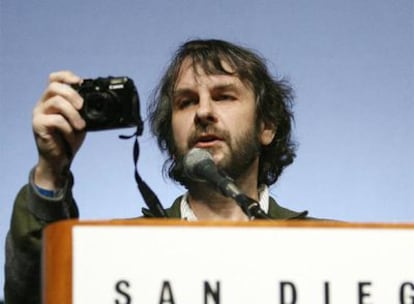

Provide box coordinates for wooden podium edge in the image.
[42,219,74,304]
[45,218,414,231]
[42,219,414,303]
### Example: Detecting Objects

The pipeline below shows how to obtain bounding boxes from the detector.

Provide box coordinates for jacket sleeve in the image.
[4,169,79,304]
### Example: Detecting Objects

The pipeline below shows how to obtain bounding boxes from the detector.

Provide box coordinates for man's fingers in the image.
[34,113,86,156]
[40,82,83,110]
[48,70,82,85]
[34,113,73,139]
[34,95,85,130]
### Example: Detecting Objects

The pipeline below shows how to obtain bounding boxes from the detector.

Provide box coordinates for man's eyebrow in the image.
[173,81,243,98]
[173,88,196,99]
[211,83,241,92]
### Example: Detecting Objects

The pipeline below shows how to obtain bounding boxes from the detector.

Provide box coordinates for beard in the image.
[214,126,260,181]
[171,123,261,186]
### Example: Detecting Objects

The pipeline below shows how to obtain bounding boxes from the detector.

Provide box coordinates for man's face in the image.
[171,59,275,179]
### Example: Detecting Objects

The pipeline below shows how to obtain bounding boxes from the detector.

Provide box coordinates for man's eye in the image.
[178,98,196,109]
[216,94,236,101]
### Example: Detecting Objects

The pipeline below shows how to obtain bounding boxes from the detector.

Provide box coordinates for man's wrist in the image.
[34,159,70,190]
[34,185,59,198]
[28,166,79,220]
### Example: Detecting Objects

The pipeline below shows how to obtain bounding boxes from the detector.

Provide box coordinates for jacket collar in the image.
[142,196,308,220]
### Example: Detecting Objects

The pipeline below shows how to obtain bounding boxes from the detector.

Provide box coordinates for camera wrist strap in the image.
[120,132,168,218]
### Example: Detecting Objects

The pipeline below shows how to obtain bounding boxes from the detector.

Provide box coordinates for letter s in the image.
[115,280,132,304]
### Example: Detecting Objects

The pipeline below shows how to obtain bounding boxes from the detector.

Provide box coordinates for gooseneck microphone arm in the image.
[183,148,272,220]
[233,194,271,219]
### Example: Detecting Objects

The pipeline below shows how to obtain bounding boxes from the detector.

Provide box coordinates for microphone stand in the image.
[207,168,272,220]
[233,194,272,220]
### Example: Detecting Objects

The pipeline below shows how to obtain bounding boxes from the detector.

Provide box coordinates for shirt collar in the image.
[180,185,270,220]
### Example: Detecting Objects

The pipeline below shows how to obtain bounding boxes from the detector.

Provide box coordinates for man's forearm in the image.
[4,169,79,304]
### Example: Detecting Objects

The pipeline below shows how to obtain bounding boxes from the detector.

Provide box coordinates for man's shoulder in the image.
[267,196,309,220]
[141,196,182,218]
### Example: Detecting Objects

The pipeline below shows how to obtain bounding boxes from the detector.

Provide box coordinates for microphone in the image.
[183,148,271,219]
[183,148,241,199]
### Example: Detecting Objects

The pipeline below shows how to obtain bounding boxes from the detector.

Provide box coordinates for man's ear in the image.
[259,121,276,146]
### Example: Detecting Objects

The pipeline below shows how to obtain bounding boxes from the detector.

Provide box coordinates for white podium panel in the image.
[68,222,413,304]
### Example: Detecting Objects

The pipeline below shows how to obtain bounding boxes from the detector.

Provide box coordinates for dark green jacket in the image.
[4,171,308,304]
[143,196,308,220]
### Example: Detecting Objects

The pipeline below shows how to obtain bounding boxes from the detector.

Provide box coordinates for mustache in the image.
[187,125,231,148]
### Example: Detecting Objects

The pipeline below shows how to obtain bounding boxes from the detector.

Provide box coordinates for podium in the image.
[42,219,414,304]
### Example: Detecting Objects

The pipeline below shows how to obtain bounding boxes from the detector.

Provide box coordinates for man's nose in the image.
[194,96,217,125]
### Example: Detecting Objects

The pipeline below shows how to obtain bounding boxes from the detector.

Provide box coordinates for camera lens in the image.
[83,91,120,123]
[84,93,107,119]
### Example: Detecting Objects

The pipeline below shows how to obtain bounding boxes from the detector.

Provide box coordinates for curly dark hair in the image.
[148,39,296,186]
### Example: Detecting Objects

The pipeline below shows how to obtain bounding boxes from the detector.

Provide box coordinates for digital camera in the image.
[74,76,142,131]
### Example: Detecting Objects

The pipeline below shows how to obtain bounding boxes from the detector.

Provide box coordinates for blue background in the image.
[1,0,413,298]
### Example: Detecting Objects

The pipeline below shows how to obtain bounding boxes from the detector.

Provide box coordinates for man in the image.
[4,39,309,303]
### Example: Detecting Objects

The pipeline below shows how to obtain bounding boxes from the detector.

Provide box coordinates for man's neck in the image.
[187,167,260,221]
[188,188,248,221]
